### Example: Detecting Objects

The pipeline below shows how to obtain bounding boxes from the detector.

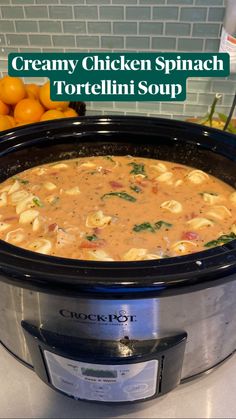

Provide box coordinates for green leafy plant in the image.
[198,93,236,134]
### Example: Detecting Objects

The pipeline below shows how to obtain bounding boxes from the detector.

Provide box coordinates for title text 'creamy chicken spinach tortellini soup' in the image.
[0,156,236,261]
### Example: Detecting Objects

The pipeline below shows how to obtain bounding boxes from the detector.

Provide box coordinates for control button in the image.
[91,383,111,391]
[123,383,149,394]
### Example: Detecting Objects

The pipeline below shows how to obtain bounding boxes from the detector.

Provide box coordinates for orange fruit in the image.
[0,76,26,105]
[0,99,10,115]
[40,109,65,122]
[39,81,69,110]
[6,116,15,127]
[14,98,45,124]
[63,107,78,118]
[26,83,40,100]
[15,121,31,127]
[0,115,14,131]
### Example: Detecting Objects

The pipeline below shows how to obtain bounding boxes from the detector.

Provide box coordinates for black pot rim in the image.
[0,115,236,298]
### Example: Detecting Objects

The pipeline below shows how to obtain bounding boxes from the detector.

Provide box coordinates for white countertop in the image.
[0,344,236,419]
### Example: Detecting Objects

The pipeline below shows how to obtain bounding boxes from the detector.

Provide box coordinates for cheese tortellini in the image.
[160,200,182,213]
[206,206,231,220]
[186,217,214,230]
[86,210,112,228]
[187,170,209,185]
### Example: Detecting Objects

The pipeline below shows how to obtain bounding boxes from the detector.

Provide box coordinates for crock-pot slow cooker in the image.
[1,116,236,404]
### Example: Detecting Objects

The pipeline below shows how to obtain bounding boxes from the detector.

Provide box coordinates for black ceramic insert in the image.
[0,116,236,298]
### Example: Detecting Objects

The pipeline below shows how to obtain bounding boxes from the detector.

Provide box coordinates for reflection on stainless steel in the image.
[1,276,236,379]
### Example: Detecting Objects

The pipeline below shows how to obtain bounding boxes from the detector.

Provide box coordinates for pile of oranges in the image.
[0,76,78,132]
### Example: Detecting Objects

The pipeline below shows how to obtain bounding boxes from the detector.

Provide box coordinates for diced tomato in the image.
[3,216,18,222]
[109,180,124,189]
[152,184,158,194]
[79,240,105,249]
[48,223,58,232]
[93,227,102,235]
[181,231,199,240]
[135,179,148,187]
[185,212,198,221]
[100,168,112,175]
[172,166,187,171]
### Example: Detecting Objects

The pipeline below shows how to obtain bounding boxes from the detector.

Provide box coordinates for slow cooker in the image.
[1,115,236,404]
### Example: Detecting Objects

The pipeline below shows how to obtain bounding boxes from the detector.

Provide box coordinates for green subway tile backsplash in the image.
[0,36,6,46]
[63,21,86,34]
[74,6,98,19]
[0,0,234,120]
[195,0,223,5]
[165,22,191,36]
[153,7,179,20]
[1,6,24,18]
[15,21,39,33]
[29,34,51,47]
[60,0,85,3]
[139,0,165,3]
[192,23,221,38]
[161,103,184,114]
[205,39,220,51]
[188,79,211,93]
[12,0,35,4]
[211,80,236,94]
[100,6,124,20]
[208,7,225,22]
[36,0,59,3]
[126,36,150,50]
[25,6,48,19]
[126,7,150,20]
[52,35,75,48]
[6,34,29,46]
[87,22,111,34]
[198,93,223,105]
[113,22,137,35]
[0,20,15,32]
[166,0,193,4]
[137,102,160,112]
[180,7,207,22]
[139,0,166,5]
[76,35,100,48]
[39,21,62,34]
[49,6,73,20]
[177,38,204,51]
[151,37,176,50]
[101,36,124,49]
[139,22,163,35]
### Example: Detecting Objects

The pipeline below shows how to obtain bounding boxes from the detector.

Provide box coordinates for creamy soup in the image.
[0,155,236,261]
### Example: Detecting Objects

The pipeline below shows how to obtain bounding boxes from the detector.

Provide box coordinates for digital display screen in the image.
[81,367,117,378]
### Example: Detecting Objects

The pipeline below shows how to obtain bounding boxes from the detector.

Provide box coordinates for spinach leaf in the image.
[86,234,98,242]
[133,220,173,233]
[128,162,146,176]
[155,220,173,230]
[204,232,236,248]
[130,184,142,193]
[33,197,44,207]
[133,222,155,233]
[103,156,115,163]
[101,192,136,202]
[13,176,29,185]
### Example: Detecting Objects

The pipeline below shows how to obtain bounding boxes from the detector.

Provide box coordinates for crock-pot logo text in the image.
[59,309,137,324]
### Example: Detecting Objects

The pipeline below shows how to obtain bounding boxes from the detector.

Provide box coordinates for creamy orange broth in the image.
[0,155,236,261]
